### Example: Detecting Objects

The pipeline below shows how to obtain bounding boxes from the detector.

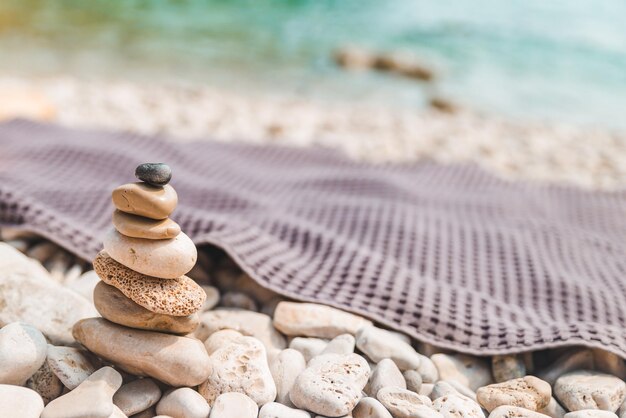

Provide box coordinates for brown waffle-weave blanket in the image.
[1,119,625,357]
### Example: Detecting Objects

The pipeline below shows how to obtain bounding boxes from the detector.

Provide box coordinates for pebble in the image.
[112,182,178,220]
[289,337,329,362]
[431,354,493,391]
[377,386,435,418]
[209,392,258,418]
[41,366,122,418]
[270,348,307,407]
[197,309,286,351]
[367,358,406,397]
[420,384,435,397]
[353,397,393,418]
[538,349,594,386]
[220,291,259,311]
[290,353,370,416]
[433,394,486,418]
[564,412,619,418]
[554,370,626,412]
[0,243,98,345]
[540,397,567,418]
[321,334,356,356]
[112,210,181,240]
[26,361,64,405]
[0,322,47,385]
[403,370,423,393]
[157,387,211,418]
[0,384,45,418]
[103,229,197,279]
[94,281,199,334]
[94,251,205,316]
[204,329,244,354]
[135,162,172,186]
[489,406,553,418]
[113,378,161,416]
[73,318,211,387]
[476,376,552,412]
[273,302,372,339]
[46,345,96,390]
[431,381,462,400]
[201,285,220,311]
[198,335,276,406]
[68,270,100,303]
[356,326,421,371]
[416,355,440,384]
[492,355,526,383]
[259,402,312,418]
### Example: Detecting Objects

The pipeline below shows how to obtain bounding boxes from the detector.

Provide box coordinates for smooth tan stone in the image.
[353,397,393,418]
[73,318,211,387]
[157,388,211,418]
[94,281,199,334]
[113,210,181,240]
[209,392,258,418]
[94,251,205,316]
[0,322,47,385]
[270,348,306,407]
[274,302,372,339]
[489,406,553,418]
[42,366,123,418]
[431,354,493,392]
[114,378,161,416]
[112,182,178,220]
[103,229,197,279]
[47,345,96,390]
[477,376,552,412]
[356,326,421,371]
[26,361,64,405]
[434,394,485,418]
[377,387,434,418]
[554,371,626,412]
[0,384,45,418]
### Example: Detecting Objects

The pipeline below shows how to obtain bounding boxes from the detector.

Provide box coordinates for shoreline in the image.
[1,75,625,191]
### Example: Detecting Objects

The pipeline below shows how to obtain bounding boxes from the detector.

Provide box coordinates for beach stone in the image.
[42,366,122,418]
[489,406,553,418]
[564,412,619,418]
[538,349,594,386]
[220,291,258,311]
[433,394,485,418]
[270,348,306,407]
[94,281,199,334]
[110,405,128,418]
[199,335,276,406]
[431,354,493,391]
[321,334,356,356]
[353,397,393,418]
[201,285,220,311]
[113,210,181,240]
[157,387,210,418]
[540,398,567,418]
[204,329,244,354]
[420,384,435,397]
[94,251,205,316]
[68,270,100,303]
[477,376,552,412]
[431,381,462,400]
[112,182,178,220]
[47,345,96,389]
[103,229,197,279]
[367,358,406,397]
[209,392,258,418]
[492,355,526,383]
[0,322,47,385]
[416,355,440,384]
[27,361,64,405]
[0,384,44,418]
[274,302,372,338]
[197,309,286,351]
[290,353,370,416]
[131,406,157,418]
[0,243,97,344]
[73,318,211,387]
[404,370,423,393]
[259,402,311,418]
[356,326,421,371]
[554,370,626,412]
[377,386,435,418]
[114,378,161,416]
[289,337,329,362]
[135,162,172,186]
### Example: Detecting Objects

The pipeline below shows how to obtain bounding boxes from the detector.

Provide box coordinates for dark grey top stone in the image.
[135,163,172,186]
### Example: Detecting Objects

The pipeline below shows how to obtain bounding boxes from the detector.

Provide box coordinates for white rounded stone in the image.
[356,326,421,371]
[477,376,552,412]
[431,354,493,392]
[46,345,96,390]
[555,371,626,412]
[353,397,393,418]
[321,334,356,356]
[259,402,311,418]
[489,406,554,418]
[0,322,47,385]
[209,392,258,418]
[289,337,329,362]
[270,348,306,407]
[433,394,485,418]
[204,330,244,355]
[157,387,210,418]
[403,370,423,393]
[0,384,44,418]
[377,386,433,418]
[114,378,162,416]
[564,411,619,418]
[367,358,406,397]
[274,302,372,338]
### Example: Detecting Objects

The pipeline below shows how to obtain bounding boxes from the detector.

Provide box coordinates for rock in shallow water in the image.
[113,210,181,240]
[477,376,552,412]
[112,182,177,220]
[156,387,210,418]
[0,384,44,418]
[554,370,626,412]
[73,318,211,387]
[0,322,47,385]
[135,162,172,186]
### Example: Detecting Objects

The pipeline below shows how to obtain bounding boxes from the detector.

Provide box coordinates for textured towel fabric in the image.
[1,119,625,357]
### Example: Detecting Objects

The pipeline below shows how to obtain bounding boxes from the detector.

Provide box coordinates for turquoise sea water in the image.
[1,0,626,129]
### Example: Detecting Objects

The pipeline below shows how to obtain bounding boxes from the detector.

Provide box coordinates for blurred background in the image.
[1,0,626,189]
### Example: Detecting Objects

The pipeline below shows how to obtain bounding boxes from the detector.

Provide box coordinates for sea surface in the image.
[1,0,625,129]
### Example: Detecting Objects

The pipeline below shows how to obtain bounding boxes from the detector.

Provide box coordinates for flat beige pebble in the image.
[270,348,306,407]
[73,318,211,387]
[433,394,485,418]
[376,386,433,418]
[157,387,211,418]
[103,228,197,279]
[113,378,161,416]
[46,344,96,390]
[353,397,393,418]
[564,411,619,418]
[0,322,47,385]
[273,302,372,339]
[42,366,122,418]
[94,251,205,316]
[356,326,421,371]
[431,354,493,392]
[477,376,552,412]
[112,209,181,239]
[489,406,553,418]
[209,392,258,418]
[554,370,626,412]
[94,281,199,334]
[112,182,177,220]
[259,402,312,418]
[367,358,406,397]
[0,384,44,418]
[26,361,64,405]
